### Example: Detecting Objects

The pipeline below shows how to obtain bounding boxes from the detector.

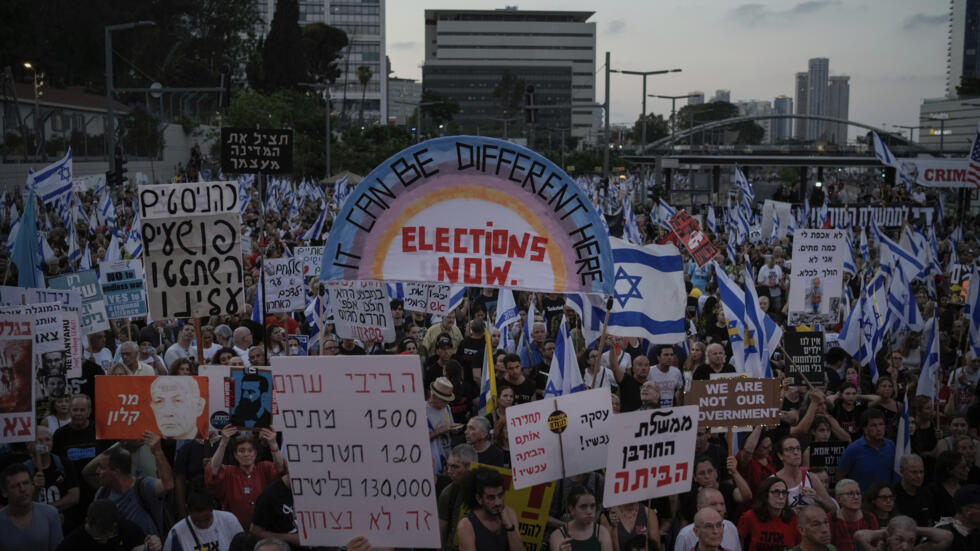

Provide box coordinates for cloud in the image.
[390,41,418,50]
[729,1,840,26]
[606,20,627,34]
[902,13,947,30]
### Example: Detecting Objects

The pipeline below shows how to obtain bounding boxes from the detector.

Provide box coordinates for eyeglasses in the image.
[769,489,789,496]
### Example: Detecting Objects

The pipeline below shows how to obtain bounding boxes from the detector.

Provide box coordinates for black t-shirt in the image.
[252,478,298,536]
[832,402,866,440]
[66,360,104,415]
[541,295,565,336]
[56,518,145,551]
[892,483,933,526]
[496,376,538,405]
[618,374,642,413]
[530,362,551,392]
[26,455,79,509]
[52,423,106,476]
[174,440,207,496]
[691,363,736,381]
[477,445,510,468]
[456,336,485,379]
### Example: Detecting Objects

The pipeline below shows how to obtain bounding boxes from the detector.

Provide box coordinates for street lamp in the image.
[300,83,333,177]
[650,93,699,145]
[609,68,681,153]
[105,21,156,171]
[23,62,44,161]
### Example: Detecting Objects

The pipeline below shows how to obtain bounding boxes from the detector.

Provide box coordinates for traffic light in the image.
[113,146,127,186]
[524,84,536,124]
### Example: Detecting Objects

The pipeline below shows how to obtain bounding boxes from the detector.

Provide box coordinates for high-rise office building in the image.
[387,77,422,125]
[254,0,388,124]
[806,58,829,140]
[735,100,773,143]
[688,91,705,105]
[711,89,730,103]
[794,72,808,140]
[422,8,598,140]
[772,95,793,143]
[947,0,980,97]
[827,76,850,144]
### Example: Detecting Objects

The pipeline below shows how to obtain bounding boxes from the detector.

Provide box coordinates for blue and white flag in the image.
[918,312,940,399]
[447,285,466,313]
[743,264,782,379]
[894,400,910,480]
[79,243,92,270]
[544,316,585,398]
[859,226,869,261]
[517,295,541,367]
[386,283,405,301]
[786,208,797,236]
[726,231,737,264]
[479,329,499,414]
[495,289,519,330]
[606,237,686,344]
[32,148,73,204]
[104,232,122,263]
[769,210,780,245]
[734,167,755,201]
[566,293,606,347]
[714,260,746,373]
[840,273,888,381]
[333,176,351,210]
[651,198,676,231]
[301,205,327,242]
[843,233,857,276]
[817,200,829,228]
[872,132,912,190]
[12,186,43,287]
[968,270,980,357]
[877,224,924,280]
[623,194,643,245]
[705,206,717,234]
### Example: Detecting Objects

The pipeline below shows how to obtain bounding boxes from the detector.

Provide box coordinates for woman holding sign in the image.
[550,486,613,551]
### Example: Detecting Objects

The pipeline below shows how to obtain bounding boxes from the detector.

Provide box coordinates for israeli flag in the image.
[817,201,829,228]
[734,166,755,201]
[623,194,644,245]
[859,226,870,261]
[714,260,746,373]
[877,224,924,281]
[517,294,541,367]
[606,237,686,344]
[544,316,585,398]
[872,132,911,190]
[252,277,263,324]
[726,231,737,264]
[104,232,122,263]
[32,148,73,204]
[79,244,92,270]
[652,198,676,231]
[843,233,857,276]
[705,205,717,234]
[386,283,406,301]
[495,289,519,330]
[894,400,910,480]
[768,210,780,245]
[301,205,327,242]
[840,273,888,381]
[743,264,782,379]
[566,293,605,347]
[333,176,351,210]
[447,285,466,313]
[918,312,940,399]
[786,208,797,236]
[479,329,499,414]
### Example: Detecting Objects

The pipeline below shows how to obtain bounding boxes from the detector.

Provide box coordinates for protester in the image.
[56,499,153,551]
[206,426,284,529]
[456,468,524,551]
[439,445,478,551]
[788,505,832,551]
[674,487,742,551]
[161,491,243,551]
[935,484,980,551]
[0,463,64,550]
[464,417,508,468]
[736,477,799,551]
[838,409,897,491]
[249,474,300,549]
[549,485,613,551]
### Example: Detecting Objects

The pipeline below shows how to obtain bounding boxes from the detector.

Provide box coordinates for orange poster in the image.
[95,375,209,440]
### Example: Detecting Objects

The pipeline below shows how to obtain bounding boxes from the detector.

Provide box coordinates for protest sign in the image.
[603,405,698,508]
[327,280,396,343]
[227,367,275,429]
[0,303,65,399]
[139,182,244,319]
[95,376,209,440]
[808,442,847,483]
[0,287,82,378]
[199,364,282,432]
[271,355,439,548]
[783,332,826,385]
[99,260,148,319]
[451,463,554,551]
[49,270,109,335]
[507,387,614,489]
[788,229,846,326]
[295,246,322,279]
[265,257,304,313]
[0,313,34,442]
[320,136,615,295]
[220,127,293,174]
[685,378,780,429]
[668,210,719,267]
[806,203,936,228]
[402,282,452,315]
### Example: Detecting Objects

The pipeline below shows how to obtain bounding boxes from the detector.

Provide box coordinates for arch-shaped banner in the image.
[320,136,614,294]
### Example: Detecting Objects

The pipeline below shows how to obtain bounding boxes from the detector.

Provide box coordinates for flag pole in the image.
[776,344,817,392]
[318,286,325,356]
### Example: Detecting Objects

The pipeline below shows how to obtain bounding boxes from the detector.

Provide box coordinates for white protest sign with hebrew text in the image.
[603,405,698,508]
[139,181,243,319]
[327,281,396,343]
[0,287,81,378]
[264,257,304,313]
[788,229,846,326]
[295,246,322,279]
[48,270,109,335]
[402,283,452,315]
[271,355,439,548]
[0,312,34,442]
[507,387,614,489]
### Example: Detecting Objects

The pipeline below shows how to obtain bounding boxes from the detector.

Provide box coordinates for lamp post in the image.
[23,62,43,161]
[609,67,681,153]
[651,93,698,145]
[105,21,155,170]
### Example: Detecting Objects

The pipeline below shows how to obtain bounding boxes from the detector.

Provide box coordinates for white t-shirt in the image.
[756,264,783,297]
[163,510,242,551]
[86,347,115,374]
[600,350,632,372]
[647,365,685,408]
[164,342,192,368]
[584,367,618,390]
[190,343,222,363]
[948,367,980,389]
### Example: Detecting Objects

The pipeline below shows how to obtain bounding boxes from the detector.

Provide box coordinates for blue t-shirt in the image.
[687,262,713,292]
[102,477,163,536]
[838,436,897,491]
[0,502,63,551]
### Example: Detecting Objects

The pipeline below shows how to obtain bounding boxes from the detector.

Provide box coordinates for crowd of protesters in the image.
[1,168,980,551]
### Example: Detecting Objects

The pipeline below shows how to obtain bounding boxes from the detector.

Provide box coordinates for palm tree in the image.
[356,65,373,125]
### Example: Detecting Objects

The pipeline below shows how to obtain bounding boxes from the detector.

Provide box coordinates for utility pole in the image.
[603,51,611,179]
[105,21,155,171]
[651,93,697,146]
[609,67,681,153]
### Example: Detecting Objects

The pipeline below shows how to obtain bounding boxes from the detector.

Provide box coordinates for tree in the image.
[630,113,669,145]
[356,65,373,125]
[258,0,306,91]
[675,101,764,145]
[420,90,459,127]
[302,23,348,84]
[493,70,526,120]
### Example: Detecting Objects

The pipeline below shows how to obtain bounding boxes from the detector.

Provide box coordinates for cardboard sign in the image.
[264,257,304,313]
[506,387,614,489]
[227,367,275,429]
[199,364,282,432]
[327,280,396,343]
[455,463,555,551]
[295,246,322,279]
[402,282,452,315]
[139,182,244,319]
[95,376,209,440]
[603,405,698,508]
[808,441,847,483]
[320,136,616,295]
[271,355,439,548]
[685,378,781,429]
[783,332,826,385]
[668,210,719,267]
[220,127,293,174]
[0,288,83,378]
[49,270,109,335]
[788,229,846,326]
[99,260,148,319]
[0,313,34,442]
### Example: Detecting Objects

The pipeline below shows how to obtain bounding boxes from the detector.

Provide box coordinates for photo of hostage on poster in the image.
[228,367,273,429]
[96,376,209,439]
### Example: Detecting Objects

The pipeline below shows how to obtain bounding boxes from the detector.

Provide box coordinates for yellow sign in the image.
[547,410,568,434]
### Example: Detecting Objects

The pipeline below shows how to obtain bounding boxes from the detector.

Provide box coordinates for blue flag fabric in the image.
[544,316,585,398]
[606,237,686,344]
[13,188,42,287]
